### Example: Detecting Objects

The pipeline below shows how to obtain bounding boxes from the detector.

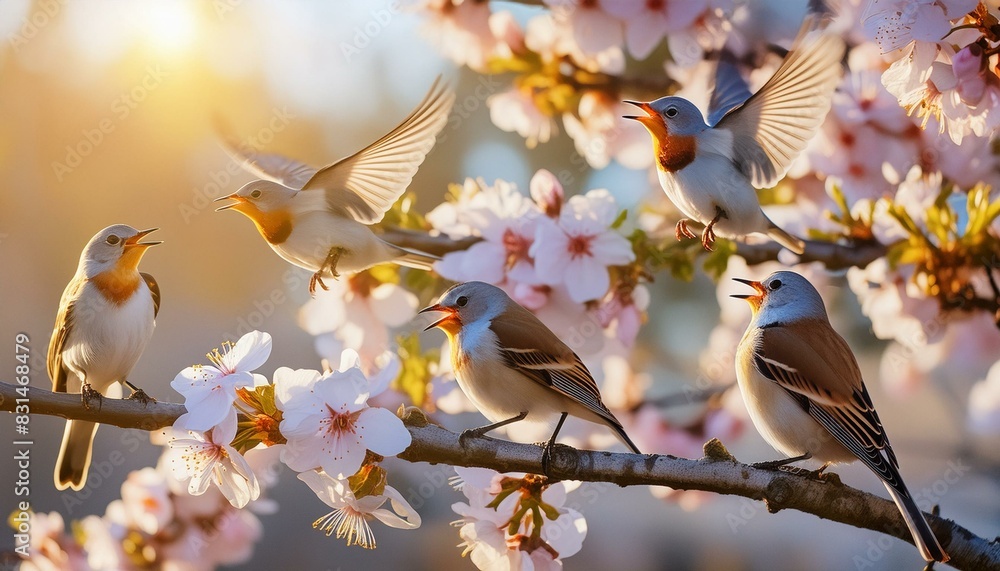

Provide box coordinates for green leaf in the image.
[610,208,628,230]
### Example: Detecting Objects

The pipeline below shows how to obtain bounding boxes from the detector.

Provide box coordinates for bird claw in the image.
[459,428,485,446]
[309,248,344,296]
[308,273,328,297]
[701,225,717,251]
[81,384,102,411]
[126,388,156,406]
[675,219,698,241]
[540,443,555,477]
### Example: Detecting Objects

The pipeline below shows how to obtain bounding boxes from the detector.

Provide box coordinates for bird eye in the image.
[456,296,468,307]
[250,189,262,199]
[106,235,120,245]
[769,279,782,291]
[665,106,678,118]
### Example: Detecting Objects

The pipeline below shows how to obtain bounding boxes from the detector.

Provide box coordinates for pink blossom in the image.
[531,189,634,303]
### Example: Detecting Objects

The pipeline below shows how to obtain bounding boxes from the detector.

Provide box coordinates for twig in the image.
[2,381,997,570]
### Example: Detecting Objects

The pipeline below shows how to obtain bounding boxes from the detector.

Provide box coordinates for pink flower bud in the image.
[954,43,987,106]
[529,169,563,217]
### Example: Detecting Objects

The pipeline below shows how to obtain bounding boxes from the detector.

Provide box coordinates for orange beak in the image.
[214,193,245,212]
[623,100,667,139]
[124,228,161,248]
[731,278,766,312]
[419,304,460,332]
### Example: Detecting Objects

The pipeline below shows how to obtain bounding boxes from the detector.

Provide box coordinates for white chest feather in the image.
[62,280,155,388]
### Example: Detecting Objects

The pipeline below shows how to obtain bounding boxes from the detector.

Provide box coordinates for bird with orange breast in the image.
[216,77,454,295]
[625,21,845,254]
[48,224,161,490]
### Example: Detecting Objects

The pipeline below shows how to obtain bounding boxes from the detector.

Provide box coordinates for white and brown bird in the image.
[48,224,161,491]
[216,77,455,295]
[420,281,640,465]
[625,21,845,253]
[733,271,949,563]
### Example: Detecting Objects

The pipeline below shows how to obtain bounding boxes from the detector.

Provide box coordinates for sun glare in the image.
[141,1,199,54]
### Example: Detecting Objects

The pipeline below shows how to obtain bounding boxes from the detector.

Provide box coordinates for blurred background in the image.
[0,1,996,569]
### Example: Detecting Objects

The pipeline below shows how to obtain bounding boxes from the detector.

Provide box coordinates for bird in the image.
[215,77,455,296]
[48,225,161,491]
[624,20,845,254]
[732,270,949,563]
[420,281,640,468]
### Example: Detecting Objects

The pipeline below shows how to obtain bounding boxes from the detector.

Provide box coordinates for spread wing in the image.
[707,58,753,127]
[489,304,621,427]
[714,23,845,188]
[142,272,160,318]
[48,278,83,393]
[298,76,455,224]
[217,121,317,190]
[753,321,903,487]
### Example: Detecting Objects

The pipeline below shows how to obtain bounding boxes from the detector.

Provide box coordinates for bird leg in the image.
[541,412,568,477]
[309,247,345,296]
[674,219,698,242]
[81,382,102,411]
[751,451,812,471]
[124,380,155,405]
[701,206,727,251]
[459,411,528,444]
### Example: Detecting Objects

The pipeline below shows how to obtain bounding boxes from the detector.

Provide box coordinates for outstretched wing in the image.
[217,120,317,189]
[753,321,903,488]
[298,77,455,224]
[714,22,845,188]
[707,58,753,127]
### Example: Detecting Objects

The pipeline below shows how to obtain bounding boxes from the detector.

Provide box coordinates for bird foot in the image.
[778,462,833,482]
[308,272,329,297]
[459,428,486,446]
[81,384,102,411]
[309,248,345,296]
[700,207,727,251]
[675,219,698,241]
[126,388,156,406]
[540,443,555,477]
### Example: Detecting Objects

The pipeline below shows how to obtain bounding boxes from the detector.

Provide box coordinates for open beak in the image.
[730,278,766,301]
[419,304,458,331]
[124,228,161,248]
[214,193,243,212]
[622,100,662,132]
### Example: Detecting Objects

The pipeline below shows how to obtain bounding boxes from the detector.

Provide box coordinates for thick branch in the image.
[3,381,996,570]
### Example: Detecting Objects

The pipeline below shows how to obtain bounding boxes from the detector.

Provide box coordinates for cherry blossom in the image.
[166,409,261,509]
[862,0,977,54]
[171,330,272,432]
[298,470,421,548]
[434,177,543,286]
[602,0,707,59]
[488,87,558,149]
[969,359,1000,434]
[299,276,417,374]
[275,363,411,478]
[531,189,635,303]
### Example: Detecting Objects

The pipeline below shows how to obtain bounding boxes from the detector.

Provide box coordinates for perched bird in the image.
[732,271,949,563]
[48,225,161,491]
[420,281,640,465]
[625,21,845,254]
[216,77,455,295]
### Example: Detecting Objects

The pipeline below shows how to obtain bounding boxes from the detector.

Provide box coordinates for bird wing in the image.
[713,24,845,188]
[753,321,902,484]
[489,304,621,426]
[707,58,753,127]
[297,77,455,224]
[218,123,318,190]
[48,278,83,393]
[141,272,161,318]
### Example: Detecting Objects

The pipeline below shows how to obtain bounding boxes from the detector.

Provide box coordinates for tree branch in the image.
[3,381,996,569]
[382,228,889,271]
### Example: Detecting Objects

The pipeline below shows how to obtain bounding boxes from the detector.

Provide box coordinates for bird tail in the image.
[604,417,641,454]
[55,420,99,491]
[883,481,950,563]
[392,247,440,271]
[766,225,805,255]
